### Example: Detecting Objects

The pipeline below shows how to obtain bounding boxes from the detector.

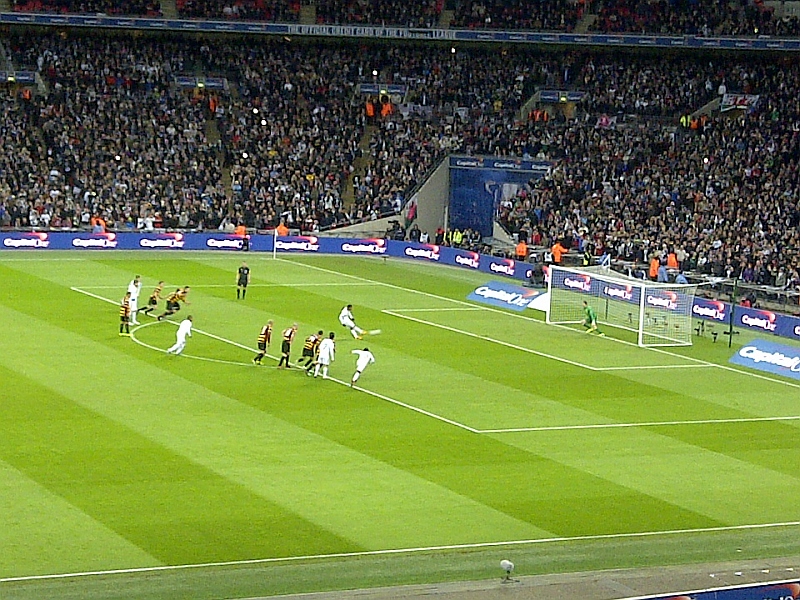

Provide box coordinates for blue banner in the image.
[467,281,541,311]
[0,232,535,281]
[448,156,551,237]
[730,339,800,379]
[691,297,731,323]
[654,581,800,600]
[735,306,800,340]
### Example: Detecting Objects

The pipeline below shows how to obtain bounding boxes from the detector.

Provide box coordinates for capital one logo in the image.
[275,236,320,252]
[646,291,678,310]
[741,311,777,332]
[563,275,591,292]
[404,245,440,261]
[489,259,515,276]
[341,238,387,254]
[692,300,726,321]
[454,252,480,269]
[603,285,632,301]
[3,232,50,248]
[72,233,118,248]
[139,233,185,248]
[206,237,244,249]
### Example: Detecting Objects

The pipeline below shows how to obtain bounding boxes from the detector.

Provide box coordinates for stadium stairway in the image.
[692,96,721,118]
[205,117,232,197]
[439,9,453,27]
[160,0,178,18]
[342,124,376,209]
[574,12,598,33]
[299,2,315,24]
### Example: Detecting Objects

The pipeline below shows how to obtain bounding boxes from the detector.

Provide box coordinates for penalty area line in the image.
[76,282,379,289]
[70,288,478,434]
[4,520,800,584]
[477,414,800,434]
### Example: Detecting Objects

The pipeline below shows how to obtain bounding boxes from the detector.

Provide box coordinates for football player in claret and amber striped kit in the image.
[157,286,191,321]
[253,320,273,366]
[277,324,298,369]
[298,330,323,368]
[140,281,164,316]
[119,291,132,337]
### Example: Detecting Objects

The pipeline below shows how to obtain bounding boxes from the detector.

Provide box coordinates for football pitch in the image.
[2,251,800,600]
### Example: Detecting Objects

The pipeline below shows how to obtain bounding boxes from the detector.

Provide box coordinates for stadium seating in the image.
[0,33,799,292]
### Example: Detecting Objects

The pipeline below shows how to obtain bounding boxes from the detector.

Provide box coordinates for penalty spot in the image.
[368,329,382,335]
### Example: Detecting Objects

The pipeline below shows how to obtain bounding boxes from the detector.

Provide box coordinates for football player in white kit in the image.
[350,347,375,387]
[127,275,142,325]
[338,304,366,339]
[314,332,336,379]
[166,316,193,355]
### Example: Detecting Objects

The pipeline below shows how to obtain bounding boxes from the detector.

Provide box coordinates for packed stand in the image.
[13,0,160,16]
[1,33,227,231]
[2,33,800,290]
[198,42,364,232]
[177,0,299,21]
[497,55,800,293]
[315,0,441,27]
[450,0,581,32]
[591,0,800,37]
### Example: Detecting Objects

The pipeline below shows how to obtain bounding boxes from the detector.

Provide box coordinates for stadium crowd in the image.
[315,0,440,27]
[10,0,800,39]
[0,32,799,291]
[450,0,581,32]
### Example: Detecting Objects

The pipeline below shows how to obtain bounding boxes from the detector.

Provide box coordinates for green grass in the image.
[1,251,800,600]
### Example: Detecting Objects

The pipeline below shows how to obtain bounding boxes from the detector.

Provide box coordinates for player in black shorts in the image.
[298,330,323,367]
[277,323,298,369]
[157,286,190,320]
[253,320,273,365]
[237,262,250,300]
[140,281,164,316]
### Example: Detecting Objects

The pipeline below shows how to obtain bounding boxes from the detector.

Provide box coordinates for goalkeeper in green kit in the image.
[582,301,604,335]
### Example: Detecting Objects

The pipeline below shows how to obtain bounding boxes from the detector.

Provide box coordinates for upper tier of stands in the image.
[7,0,800,38]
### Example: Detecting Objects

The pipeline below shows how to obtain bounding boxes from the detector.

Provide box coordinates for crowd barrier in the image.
[0,230,533,280]
[693,297,800,341]
[654,580,800,600]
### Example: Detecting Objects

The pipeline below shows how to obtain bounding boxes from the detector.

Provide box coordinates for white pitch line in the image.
[4,520,800,584]
[77,283,378,289]
[280,258,800,389]
[130,321,255,368]
[595,364,713,371]
[70,287,478,434]
[384,309,601,371]
[478,414,800,434]
[383,307,484,312]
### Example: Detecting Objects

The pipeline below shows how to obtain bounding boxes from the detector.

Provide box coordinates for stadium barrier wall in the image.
[649,579,800,600]
[0,230,532,280]
[692,297,800,341]
[2,12,800,51]
[5,230,799,342]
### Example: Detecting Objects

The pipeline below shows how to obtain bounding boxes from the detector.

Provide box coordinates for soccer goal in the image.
[546,265,699,347]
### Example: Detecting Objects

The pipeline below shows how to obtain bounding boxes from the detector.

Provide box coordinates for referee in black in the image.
[236,261,251,300]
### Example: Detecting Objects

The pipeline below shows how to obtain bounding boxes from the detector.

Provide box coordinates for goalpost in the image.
[546,265,699,347]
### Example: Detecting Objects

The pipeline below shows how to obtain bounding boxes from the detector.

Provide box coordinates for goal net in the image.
[546,265,699,347]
